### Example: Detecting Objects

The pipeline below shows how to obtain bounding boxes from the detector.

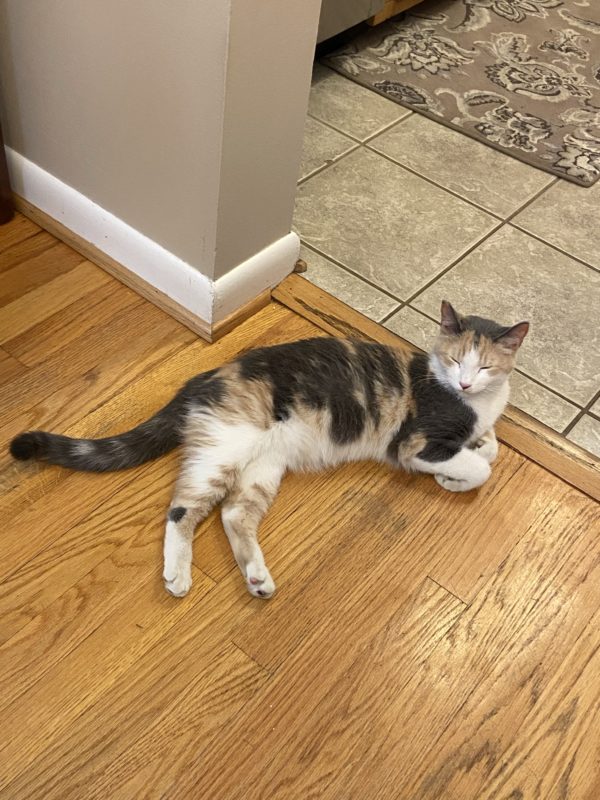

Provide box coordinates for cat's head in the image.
[431,300,529,396]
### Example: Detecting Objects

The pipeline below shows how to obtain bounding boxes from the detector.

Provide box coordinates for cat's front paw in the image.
[163,563,192,597]
[435,474,475,493]
[245,562,276,599]
[473,438,498,464]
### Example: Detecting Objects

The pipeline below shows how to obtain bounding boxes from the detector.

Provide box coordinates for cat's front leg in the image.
[412,446,491,493]
[470,428,498,464]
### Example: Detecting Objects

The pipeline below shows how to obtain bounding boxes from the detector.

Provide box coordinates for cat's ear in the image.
[495,322,529,352]
[440,300,462,336]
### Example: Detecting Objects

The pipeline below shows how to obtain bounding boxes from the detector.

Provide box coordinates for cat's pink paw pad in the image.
[245,563,276,599]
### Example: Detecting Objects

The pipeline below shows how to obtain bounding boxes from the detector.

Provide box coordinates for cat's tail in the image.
[9,394,187,472]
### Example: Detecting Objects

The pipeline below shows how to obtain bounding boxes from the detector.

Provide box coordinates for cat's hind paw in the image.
[245,562,276,599]
[163,564,192,598]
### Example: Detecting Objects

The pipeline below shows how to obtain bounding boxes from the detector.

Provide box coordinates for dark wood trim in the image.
[273,274,600,502]
[0,117,14,224]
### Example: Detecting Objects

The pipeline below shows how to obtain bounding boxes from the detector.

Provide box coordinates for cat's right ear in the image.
[440,300,462,336]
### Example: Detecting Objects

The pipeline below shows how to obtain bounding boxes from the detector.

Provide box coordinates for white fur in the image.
[163,521,193,597]
[412,448,492,492]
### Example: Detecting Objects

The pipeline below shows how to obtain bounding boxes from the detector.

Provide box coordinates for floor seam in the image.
[508,221,600,276]
[299,239,406,303]
[562,388,600,436]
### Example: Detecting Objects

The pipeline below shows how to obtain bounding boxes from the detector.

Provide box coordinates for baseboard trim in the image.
[8,148,298,340]
[274,274,600,502]
[13,194,217,340]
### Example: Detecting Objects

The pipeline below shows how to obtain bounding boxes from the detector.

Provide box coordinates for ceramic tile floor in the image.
[295,64,600,458]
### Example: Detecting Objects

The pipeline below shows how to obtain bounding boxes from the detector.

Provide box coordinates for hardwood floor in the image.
[0,213,599,800]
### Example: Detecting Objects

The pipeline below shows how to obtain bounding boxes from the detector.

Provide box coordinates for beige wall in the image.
[0,0,321,281]
[214,0,321,279]
[0,0,230,276]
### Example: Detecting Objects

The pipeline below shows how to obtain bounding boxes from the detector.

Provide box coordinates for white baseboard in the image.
[6,148,299,326]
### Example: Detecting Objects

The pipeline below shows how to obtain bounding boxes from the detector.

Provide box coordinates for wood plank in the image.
[163,579,465,799]
[0,305,313,583]
[1,224,599,800]
[0,346,26,385]
[274,274,600,502]
[428,455,538,602]
[0,296,195,450]
[0,212,41,254]
[1,580,268,800]
[0,237,85,307]
[0,563,215,791]
[3,278,140,366]
[13,196,273,343]
[0,229,59,273]
[0,455,177,646]
[320,467,599,800]
[234,447,522,671]
[368,0,426,25]
[0,260,111,343]
[0,466,177,712]
[166,464,599,800]
[210,287,272,341]
[479,608,600,800]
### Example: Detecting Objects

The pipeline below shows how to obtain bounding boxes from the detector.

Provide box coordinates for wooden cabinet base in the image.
[368,0,425,25]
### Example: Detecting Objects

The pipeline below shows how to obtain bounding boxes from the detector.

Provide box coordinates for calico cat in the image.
[10,301,528,600]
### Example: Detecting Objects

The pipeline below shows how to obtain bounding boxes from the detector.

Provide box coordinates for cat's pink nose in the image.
[460,381,471,390]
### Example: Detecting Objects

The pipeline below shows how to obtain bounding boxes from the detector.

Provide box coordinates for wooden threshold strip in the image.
[273,274,600,503]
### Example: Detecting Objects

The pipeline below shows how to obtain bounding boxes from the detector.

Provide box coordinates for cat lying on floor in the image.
[10,301,528,601]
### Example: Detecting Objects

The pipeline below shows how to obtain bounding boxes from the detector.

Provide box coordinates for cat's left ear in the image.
[440,300,462,335]
[495,322,529,352]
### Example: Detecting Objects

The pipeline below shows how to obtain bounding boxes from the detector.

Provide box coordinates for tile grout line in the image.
[363,144,504,221]
[299,108,597,438]
[297,143,361,186]
[562,388,600,436]
[307,108,414,147]
[299,239,406,304]
[300,139,564,319]
[402,219,505,307]
[509,221,600,276]
[297,112,416,187]
[404,177,570,320]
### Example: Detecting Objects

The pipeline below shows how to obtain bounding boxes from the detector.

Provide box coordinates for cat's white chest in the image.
[466,381,509,440]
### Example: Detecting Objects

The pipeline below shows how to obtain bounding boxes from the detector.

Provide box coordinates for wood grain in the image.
[274,274,600,502]
[12,194,215,341]
[480,608,600,800]
[0,236,85,307]
[0,563,214,791]
[0,211,40,253]
[0,215,599,800]
[0,346,25,385]
[3,279,140,366]
[0,260,113,343]
[234,448,522,672]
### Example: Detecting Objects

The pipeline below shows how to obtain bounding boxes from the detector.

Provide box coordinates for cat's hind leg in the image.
[221,456,285,599]
[163,462,235,597]
[411,446,491,493]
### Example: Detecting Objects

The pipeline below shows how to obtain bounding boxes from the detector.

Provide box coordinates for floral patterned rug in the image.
[322,0,600,186]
